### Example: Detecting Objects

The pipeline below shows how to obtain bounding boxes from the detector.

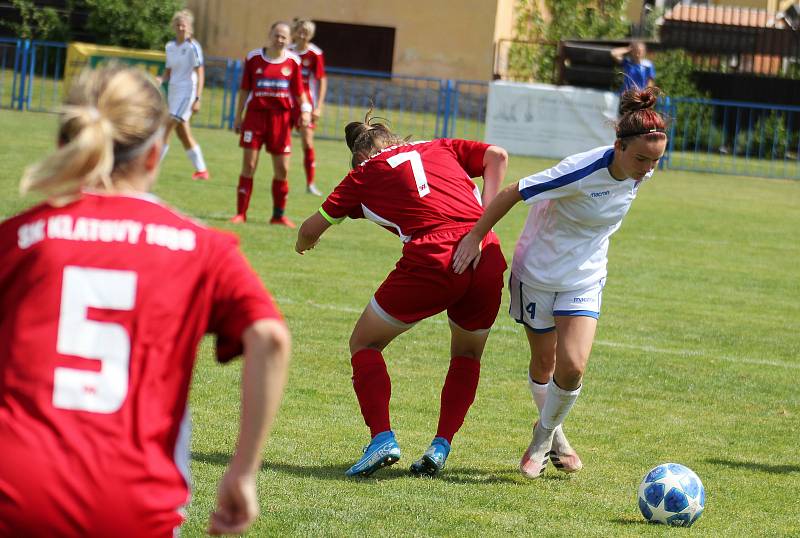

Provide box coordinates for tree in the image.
[509,0,629,83]
[0,0,71,41]
[83,0,184,49]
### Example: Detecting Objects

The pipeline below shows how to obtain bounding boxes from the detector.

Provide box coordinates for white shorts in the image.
[508,272,605,333]
[167,84,196,123]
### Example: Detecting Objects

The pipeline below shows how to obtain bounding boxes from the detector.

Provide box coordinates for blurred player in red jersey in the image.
[232,21,312,227]
[296,111,509,478]
[0,64,290,537]
[290,18,327,196]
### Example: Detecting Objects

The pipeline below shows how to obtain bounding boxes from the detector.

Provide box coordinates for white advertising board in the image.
[485,81,619,159]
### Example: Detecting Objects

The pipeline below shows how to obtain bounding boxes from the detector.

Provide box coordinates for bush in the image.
[734,111,799,158]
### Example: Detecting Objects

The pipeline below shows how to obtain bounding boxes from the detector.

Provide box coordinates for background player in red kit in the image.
[290,18,327,196]
[296,112,509,478]
[0,64,290,537]
[232,21,312,227]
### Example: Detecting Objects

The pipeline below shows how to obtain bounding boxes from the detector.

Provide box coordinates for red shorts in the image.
[372,226,507,332]
[240,108,292,154]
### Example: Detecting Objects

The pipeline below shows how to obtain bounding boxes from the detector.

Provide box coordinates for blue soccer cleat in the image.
[410,437,451,477]
[345,430,401,477]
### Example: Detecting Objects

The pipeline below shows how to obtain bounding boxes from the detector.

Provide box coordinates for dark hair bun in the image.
[345,122,369,151]
[619,86,661,115]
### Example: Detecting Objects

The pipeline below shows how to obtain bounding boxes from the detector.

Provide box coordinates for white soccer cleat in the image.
[549,426,583,473]
[306,183,322,196]
[519,421,555,479]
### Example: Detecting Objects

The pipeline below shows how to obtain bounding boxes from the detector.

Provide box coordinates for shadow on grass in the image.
[193,451,537,484]
[705,457,800,474]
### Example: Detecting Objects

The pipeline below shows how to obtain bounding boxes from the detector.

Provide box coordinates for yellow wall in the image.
[186,0,506,80]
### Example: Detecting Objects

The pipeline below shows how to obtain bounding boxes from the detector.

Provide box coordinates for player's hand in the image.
[295,237,319,255]
[208,469,259,536]
[192,98,201,113]
[300,110,312,127]
[312,107,322,122]
[452,231,482,274]
[233,117,242,134]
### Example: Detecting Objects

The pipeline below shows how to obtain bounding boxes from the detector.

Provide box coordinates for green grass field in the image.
[1,109,799,536]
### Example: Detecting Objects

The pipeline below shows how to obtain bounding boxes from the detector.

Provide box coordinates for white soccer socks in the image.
[523,376,583,476]
[186,145,207,172]
[539,378,581,432]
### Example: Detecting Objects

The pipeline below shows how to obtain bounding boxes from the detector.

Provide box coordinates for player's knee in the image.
[555,362,584,389]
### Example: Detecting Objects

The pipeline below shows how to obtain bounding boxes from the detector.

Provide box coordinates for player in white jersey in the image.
[159,9,209,180]
[453,86,668,479]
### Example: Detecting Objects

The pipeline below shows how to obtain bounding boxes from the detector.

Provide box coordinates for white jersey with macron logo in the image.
[512,145,653,291]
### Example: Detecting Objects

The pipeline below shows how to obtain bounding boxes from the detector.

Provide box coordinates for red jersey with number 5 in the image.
[320,139,491,241]
[240,48,303,111]
[0,192,282,537]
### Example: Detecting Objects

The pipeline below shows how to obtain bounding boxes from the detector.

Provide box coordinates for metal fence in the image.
[664,96,800,179]
[4,38,800,179]
[3,39,488,143]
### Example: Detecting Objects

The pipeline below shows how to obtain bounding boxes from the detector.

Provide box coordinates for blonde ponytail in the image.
[19,63,167,201]
[20,106,114,198]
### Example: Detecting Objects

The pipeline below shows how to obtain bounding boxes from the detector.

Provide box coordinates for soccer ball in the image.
[637,463,705,527]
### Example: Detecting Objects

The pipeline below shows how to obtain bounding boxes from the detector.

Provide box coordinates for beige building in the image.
[186,0,516,81]
[185,1,796,81]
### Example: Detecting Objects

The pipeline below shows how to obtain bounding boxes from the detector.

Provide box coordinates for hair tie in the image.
[616,127,666,139]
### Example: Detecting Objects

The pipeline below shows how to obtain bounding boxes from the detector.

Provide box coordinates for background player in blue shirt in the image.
[612,41,656,93]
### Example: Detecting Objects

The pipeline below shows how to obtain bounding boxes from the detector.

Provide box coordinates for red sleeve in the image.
[206,232,283,363]
[448,139,491,178]
[315,51,325,79]
[291,61,304,99]
[320,173,363,221]
[239,57,252,91]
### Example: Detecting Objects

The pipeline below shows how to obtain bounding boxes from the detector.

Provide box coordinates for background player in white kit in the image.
[159,9,210,180]
[453,86,669,479]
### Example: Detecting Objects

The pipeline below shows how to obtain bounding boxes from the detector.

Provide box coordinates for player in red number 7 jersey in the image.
[0,64,290,537]
[296,111,509,478]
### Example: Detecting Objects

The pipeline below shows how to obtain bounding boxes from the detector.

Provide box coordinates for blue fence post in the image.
[440,79,455,138]
[221,58,232,128]
[226,60,241,130]
[15,39,31,111]
[11,38,22,108]
[26,41,37,110]
[661,95,673,170]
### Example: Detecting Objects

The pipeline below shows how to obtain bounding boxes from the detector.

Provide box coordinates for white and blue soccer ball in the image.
[638,463,705,527]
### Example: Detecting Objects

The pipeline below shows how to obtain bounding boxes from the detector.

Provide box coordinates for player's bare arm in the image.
[192,64,205,113]
[314,76,328,122]
[295,211,331,254]
[452,183,522,274]
[480,145,508,207]
[233,89,248,133]
[209,319,290,536]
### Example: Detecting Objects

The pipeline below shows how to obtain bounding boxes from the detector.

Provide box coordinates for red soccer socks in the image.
[436,356,481,443]
[351,349,392,438]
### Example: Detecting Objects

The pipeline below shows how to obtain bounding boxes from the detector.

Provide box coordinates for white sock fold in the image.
[528,373,549,413]
[186,145,207,172]
[539,379,581,431]
[160,144,169,163]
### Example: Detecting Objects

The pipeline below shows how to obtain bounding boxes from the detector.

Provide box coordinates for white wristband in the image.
[300,102,313,113]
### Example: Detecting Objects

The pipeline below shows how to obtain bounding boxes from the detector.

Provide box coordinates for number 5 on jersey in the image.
[54,266,137,414]
[387,150,430,198]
